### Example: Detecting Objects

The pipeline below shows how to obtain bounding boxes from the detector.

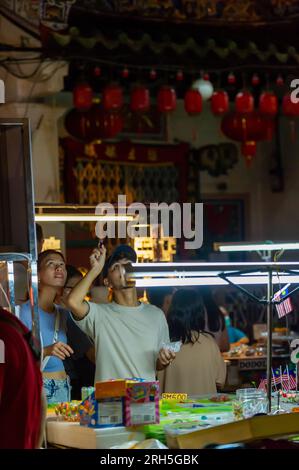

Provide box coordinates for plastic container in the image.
[235,388,268,418]
[81,386,95,401]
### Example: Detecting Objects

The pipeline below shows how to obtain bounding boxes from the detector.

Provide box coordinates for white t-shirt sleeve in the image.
[70,301,100,340]
[157,311,170,351]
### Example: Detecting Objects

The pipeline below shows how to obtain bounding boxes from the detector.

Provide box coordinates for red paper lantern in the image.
[282,94,299,142]
[211,91,229,116]
[241,141,257,167]
[282,94,299,117]
[251,74,260,86]
[176,70,184,81]
[227,72,236,85]
[121,67,129,78]
[102,84,123,112]
[221,112,269,142]
[276,75,284,86]
[65,105,124,142]
[263,118,275,141]
[235,91,254,114]
[89,105,123,139]
[65,108,94,141]
[157,86,177,113]
[259,92,278,117]
[73,83,93,111]
[184,89,202,115]
[102,112,124,138]
[150,69,157,80]
[130,86,150,113]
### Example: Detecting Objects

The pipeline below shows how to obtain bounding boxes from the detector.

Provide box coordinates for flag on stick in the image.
[273,284,293,318]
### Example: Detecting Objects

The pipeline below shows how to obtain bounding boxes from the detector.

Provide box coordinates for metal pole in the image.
[7,261,15,313]
[267,268,273,412]
[30,260,41,352]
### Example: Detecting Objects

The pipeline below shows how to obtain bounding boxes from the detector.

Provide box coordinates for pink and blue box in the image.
[79,379,160,428]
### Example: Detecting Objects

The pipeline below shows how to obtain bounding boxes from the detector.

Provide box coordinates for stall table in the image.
[46,393,299,449]
[46,418,145,449]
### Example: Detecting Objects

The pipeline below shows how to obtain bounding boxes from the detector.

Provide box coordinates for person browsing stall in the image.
[19,250,75,403]
[67,244,175,382]
[158,289,227,395]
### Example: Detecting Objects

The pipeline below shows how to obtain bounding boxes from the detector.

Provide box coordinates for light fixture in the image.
[133,274,299,287]
[129,261,299,287]
[133,261,299,269]
[35,204,136,223]
[214,242,299,252]
[35,214,134,222]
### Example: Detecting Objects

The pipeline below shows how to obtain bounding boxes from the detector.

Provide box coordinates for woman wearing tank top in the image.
[19,250,74,403]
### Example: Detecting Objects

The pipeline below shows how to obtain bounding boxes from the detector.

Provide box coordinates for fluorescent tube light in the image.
[35,214,134,222]
[215,242,299,252]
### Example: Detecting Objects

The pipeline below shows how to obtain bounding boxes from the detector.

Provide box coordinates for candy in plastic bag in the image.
[161,341,182,353]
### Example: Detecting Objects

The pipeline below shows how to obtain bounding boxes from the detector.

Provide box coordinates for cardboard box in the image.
[79,392,124,428]
[95,380,128,399]
[125,381,160,426]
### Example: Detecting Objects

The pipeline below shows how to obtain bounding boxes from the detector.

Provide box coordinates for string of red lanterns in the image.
[70,77,298,164]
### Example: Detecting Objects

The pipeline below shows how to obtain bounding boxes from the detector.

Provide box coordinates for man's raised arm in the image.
[66,245,106,319]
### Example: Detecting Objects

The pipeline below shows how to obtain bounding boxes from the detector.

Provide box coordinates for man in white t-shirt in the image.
[67,244,175,382]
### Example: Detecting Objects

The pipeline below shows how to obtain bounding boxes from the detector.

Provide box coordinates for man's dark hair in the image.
[35,223,43,243]
[37,249,65,271]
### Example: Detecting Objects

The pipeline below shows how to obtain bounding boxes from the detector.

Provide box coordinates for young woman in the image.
[158,289,227,395]
[19,250,74,404]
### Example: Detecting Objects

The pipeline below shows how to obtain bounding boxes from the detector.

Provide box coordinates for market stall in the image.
[46,390,299,449]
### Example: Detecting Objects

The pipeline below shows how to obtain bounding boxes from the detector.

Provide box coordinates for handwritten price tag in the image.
[162,393,188,401]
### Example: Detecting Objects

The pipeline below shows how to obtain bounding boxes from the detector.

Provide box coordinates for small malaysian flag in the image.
[273,284,293,319]
[281,371,297,390]
[272,368,282,385]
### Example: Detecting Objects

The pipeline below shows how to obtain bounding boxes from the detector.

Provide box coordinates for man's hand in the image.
[67,245,107,319]
[156,348,176,371]
[89,244,106,275]
[43,342,74,361]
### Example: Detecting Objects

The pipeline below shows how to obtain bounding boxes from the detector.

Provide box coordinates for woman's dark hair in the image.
[147,287,173,309]
[199,288,225,333]
[167,288,208,344]
[37,249,65,271]
[65,265,83,285]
